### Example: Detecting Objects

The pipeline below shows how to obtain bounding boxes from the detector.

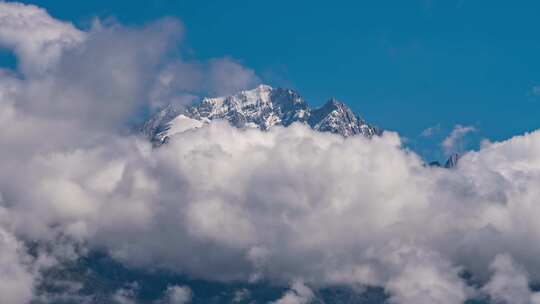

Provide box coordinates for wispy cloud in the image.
[532,85,540,96]
[441,124,476,155]
[420,124,441,137]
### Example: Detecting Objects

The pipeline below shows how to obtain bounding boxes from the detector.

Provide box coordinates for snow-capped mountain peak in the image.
[308,98,379,137]
[142,85,381,145]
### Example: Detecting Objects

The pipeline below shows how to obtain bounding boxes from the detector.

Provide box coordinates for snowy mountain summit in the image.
[143,84,382,144]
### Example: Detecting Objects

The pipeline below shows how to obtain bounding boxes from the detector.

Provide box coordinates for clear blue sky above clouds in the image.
[7,0,540,160]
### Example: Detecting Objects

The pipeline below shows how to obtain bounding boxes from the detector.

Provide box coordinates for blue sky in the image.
[9,0,540,160]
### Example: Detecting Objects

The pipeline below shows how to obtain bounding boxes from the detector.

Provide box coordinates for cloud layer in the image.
[1,2,540,304]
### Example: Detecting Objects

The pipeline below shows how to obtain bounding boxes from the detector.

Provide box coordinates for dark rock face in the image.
[268,87,310,126]
[429,161,442,167]
[427,154,460,169]
[444,153,460,168]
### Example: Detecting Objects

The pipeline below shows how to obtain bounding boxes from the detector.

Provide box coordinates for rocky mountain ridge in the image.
[142,85,382,145]
[142,84,459,167]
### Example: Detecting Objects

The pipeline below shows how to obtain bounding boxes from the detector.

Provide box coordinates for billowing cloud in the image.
[162,285,192,304]
[2,2,540,304]
[148,57,261,111]
[113,287,137,304]
[482,254,540,304]
[0,228,35,304]
[206,57,261,96]
[0,1,83,75]
[272,281,314,304]
[384,246,470,304]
